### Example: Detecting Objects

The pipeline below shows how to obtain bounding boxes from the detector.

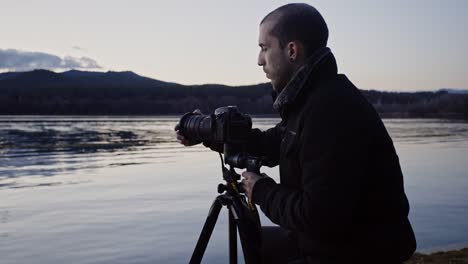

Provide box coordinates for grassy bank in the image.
[405,248,468,263]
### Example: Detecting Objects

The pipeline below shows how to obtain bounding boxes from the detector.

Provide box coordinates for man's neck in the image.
[273,47,333,115]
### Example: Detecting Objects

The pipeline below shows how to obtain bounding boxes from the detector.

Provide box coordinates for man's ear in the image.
[286,41,303,62]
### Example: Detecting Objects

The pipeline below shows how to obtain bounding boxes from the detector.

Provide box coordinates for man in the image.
[178,3,416,264]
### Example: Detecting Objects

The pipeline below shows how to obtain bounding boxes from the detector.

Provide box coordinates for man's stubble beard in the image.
[270,68,295,95]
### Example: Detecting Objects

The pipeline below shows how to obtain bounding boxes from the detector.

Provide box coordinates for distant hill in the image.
[0,69,467,118]
[0,69,179,90]
[439,88,468,95]
[61,69,178,87]
[0,72,22,80]
[0,69,273,115]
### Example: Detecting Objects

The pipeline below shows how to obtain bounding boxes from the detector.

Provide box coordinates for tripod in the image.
[189,153,263,264]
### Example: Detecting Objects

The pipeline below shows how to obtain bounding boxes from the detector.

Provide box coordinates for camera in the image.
[177,106,252,145]
[178,106,263,172]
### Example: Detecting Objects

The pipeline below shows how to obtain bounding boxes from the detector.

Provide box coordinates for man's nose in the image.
[257,53,265,67]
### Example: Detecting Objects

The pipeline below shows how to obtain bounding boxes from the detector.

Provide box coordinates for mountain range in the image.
[0,69,179,89]
[0,69,467,118]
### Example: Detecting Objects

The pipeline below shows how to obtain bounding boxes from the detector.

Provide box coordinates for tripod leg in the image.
[232,199,263,264]
[190,197,224,264]
[228,206,237,264]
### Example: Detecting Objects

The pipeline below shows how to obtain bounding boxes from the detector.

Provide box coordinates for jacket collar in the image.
[272,47,337,117]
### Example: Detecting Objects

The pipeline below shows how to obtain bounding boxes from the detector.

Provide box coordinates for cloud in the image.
[0,48,102,71]
[72,46,86,51]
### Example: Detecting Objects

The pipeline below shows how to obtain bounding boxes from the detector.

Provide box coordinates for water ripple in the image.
[0,116,202,188]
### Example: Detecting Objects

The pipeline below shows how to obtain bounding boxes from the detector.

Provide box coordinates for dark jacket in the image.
[248,48,417,263]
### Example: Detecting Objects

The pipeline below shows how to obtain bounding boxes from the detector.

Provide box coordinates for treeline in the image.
[365,90,468,118]
[0,84,275,115]
[0,70,467,118]
[0,93,275,115]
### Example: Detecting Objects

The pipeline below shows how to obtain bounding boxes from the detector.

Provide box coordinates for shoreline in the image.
[417,242,468,255]
[406,247,468,263]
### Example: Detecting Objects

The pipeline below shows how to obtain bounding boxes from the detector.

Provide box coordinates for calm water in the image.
[1,116,467,263]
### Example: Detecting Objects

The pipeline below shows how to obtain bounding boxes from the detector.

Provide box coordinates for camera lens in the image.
[179,114,213,142]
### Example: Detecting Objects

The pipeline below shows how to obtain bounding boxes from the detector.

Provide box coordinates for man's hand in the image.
[174,109,202,146]
[175,124,199,146]
[241,171,265,201]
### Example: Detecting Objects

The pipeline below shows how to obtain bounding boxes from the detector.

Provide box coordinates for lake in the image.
[1,116,467,263]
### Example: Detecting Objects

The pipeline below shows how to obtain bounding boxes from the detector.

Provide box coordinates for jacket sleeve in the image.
[244,122,283,167]
[251,112,370,238]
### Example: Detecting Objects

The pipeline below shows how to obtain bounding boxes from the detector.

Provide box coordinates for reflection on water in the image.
[0,116,210,189]
[1,116,468,263]
[382,119,468,145]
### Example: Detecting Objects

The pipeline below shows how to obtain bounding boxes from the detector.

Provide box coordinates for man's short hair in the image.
[261,3,329,57]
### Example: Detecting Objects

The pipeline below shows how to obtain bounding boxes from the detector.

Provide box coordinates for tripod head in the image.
[223,143,264,173]
[217,143,266,194]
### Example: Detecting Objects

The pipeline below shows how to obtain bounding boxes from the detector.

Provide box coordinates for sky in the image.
[1,0,467,91]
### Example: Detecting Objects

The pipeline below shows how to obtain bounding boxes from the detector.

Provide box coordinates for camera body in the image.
[178,106,252,145]
[178,106,263,173]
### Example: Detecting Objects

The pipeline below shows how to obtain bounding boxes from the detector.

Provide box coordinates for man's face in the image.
[258,20,294,93]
